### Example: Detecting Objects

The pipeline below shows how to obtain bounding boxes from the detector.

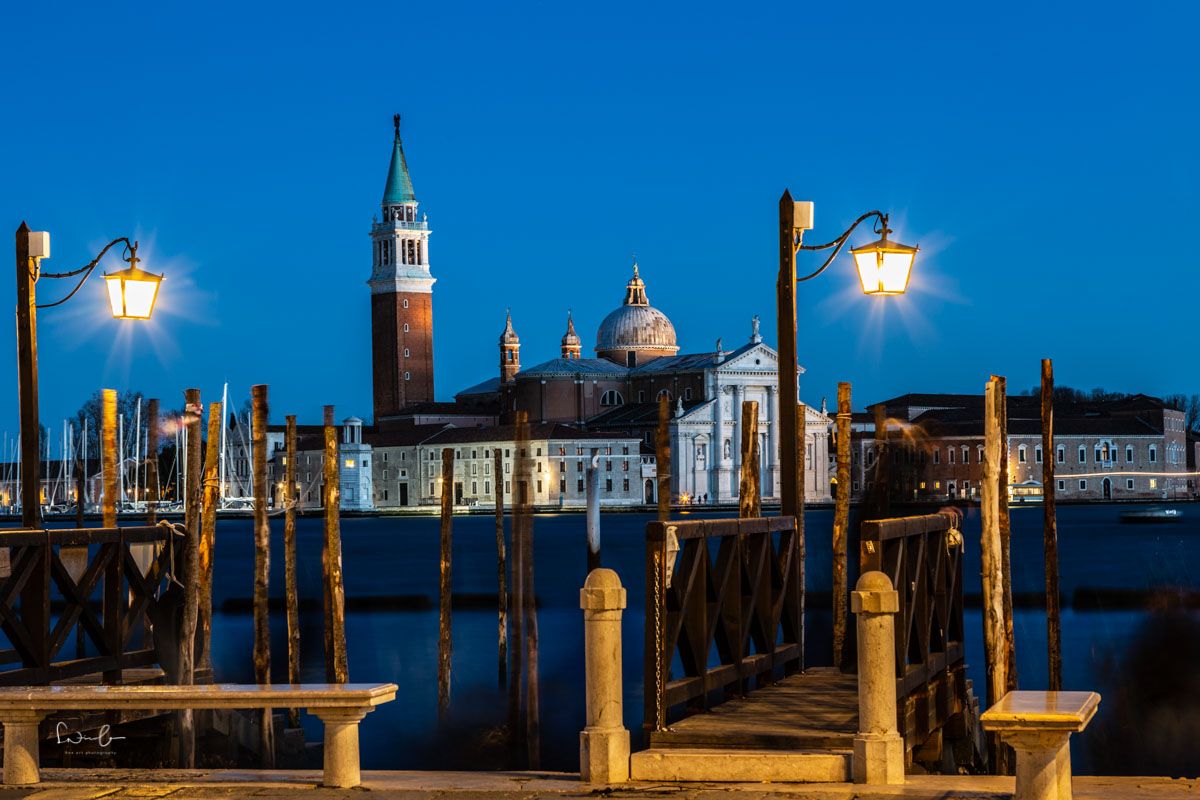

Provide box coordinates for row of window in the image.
[422,477,635,497]
[870,442,1163,466]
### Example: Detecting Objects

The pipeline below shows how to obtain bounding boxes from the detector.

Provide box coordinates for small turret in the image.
[561,311,581,360]
[500,310,521,383]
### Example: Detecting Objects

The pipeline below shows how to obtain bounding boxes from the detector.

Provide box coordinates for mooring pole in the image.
[285,415,300,726]
[438,447,454,718]
[738,400,760,518]
[1041,359,1062,690]
[656,396,671,521]
[322,405,348,684]
[145,399,159,525]
[184,389,202,539]
[585,458,601,572]
[494,446,507,688]
[198,401,222,673]
[981,377,1009,773]
[101,389,119,684]
[515,411,539,768]
[993,374,1017,696]
[833,381,852,671]
[15,224,40,530]
[251,385,274,768]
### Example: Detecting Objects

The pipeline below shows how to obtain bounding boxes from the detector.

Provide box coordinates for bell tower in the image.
[369,114,435,421]
[500,311,521,383]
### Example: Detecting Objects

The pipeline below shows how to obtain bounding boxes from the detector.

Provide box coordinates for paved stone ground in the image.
[1,770,1196,799]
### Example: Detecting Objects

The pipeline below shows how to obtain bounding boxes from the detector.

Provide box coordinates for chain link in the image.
[653,549,665,731]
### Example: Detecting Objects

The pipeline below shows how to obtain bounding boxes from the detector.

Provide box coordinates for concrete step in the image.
[629,747,851,782]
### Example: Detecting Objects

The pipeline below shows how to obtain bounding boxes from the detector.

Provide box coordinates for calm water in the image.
[199,503,1200,775]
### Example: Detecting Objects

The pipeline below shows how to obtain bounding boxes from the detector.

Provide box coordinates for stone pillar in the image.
[2,712,46,785]
[1004,731,1073,800]
[851,571,904,785]
[311,707,371,788]
[579,568,630,784]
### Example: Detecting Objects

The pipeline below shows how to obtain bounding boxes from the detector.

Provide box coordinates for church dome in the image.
[595,264,679,365]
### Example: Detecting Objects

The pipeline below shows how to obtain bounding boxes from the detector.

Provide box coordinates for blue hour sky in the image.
[3,0,1198,434]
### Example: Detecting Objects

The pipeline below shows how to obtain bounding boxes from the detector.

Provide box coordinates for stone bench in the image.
[0,682,397,788]
[981,690,1100,800]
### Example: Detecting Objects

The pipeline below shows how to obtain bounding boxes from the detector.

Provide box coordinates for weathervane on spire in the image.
[393,113,401,139]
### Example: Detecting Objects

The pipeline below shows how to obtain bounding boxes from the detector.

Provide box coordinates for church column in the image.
[711,384,723,504]
[731,384,742,501]
[766,385,778,499]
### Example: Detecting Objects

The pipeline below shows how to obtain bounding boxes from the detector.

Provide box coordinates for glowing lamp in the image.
[850,231,918,296]
[104,265,163,319]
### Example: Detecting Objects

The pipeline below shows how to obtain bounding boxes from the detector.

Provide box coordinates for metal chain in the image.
[653,550,665,731]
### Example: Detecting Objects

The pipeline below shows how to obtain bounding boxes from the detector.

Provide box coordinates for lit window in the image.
[1149,478,1158,489]
[344,459,355,468]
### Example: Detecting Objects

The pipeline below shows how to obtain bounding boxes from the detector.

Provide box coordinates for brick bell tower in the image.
[369,114,435,422]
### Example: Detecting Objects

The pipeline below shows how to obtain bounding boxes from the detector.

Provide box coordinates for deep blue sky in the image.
[4,1,1198,434]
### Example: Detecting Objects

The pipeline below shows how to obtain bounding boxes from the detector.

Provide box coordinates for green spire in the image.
[382,114,416,205]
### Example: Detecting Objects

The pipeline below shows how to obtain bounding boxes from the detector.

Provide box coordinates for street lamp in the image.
[14,223,164,528]
[775,193,918,518]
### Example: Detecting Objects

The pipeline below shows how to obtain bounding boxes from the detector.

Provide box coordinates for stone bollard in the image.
[851,570,904,785]
[579,568,630,784]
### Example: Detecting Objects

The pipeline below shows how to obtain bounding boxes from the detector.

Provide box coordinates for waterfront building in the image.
[846,393,1192,502]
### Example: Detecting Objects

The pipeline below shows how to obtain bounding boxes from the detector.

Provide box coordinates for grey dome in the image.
[595,264,679,359]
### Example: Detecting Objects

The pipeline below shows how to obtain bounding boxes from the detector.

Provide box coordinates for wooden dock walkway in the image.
[648,668,857,751]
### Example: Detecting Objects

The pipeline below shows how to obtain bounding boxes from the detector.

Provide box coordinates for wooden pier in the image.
[633,513,979,782]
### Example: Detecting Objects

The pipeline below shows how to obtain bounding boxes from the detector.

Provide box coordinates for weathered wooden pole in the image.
[776,192,802,521]
[1040,359,1062,691]
[515,412,539,768]
[322,406,349,684]
[981,377,1009,773]
[656,396,671,520]
[251,385,274,768]
[993,375,1017,695]
[738,400,760,518]
[438,447,454,718]
[198,401,222,673]
[145,399,159,525]
[494,446,507,688]
[508,429,525,754]
[184,389,202,540]
[101,389,119,685]
[585,459,601,571]
[833,382,852,671]
[284,415,300,725]
[15,224,41,530]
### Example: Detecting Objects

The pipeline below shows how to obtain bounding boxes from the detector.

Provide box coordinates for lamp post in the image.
[14,223,163,528]
[776,194,918,519]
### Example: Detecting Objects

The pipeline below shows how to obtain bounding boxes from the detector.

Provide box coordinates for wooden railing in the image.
[860,512,966,752]
[644,516,803,733]
[0,525,183,685]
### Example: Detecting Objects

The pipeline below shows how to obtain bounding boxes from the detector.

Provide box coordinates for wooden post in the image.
[508,430,524,753]
[867,403,889,519]
[585,461,601,572]
[776,192,802,520]
[101,389,120,685]
[738,400,760,518]
[981,377,1008,773]
[145,399,159,525]
[15,224,41,530]
[184,389,202,541]
[322,406,348,684]
[438,447,454,718]
[198,401,222,673]
[656,396,670,521]
[494,447,507,688]
[1040,359,1062,691]
[833,382,852,671]
[251,385,274,768]
[514,412,539,768]
[284,415,300,726]
[993,375,1017,695]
